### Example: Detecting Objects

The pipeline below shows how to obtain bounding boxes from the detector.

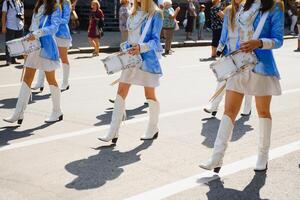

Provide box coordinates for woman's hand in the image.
[240,40,262,53]
[128,44,140,55]
[26,34,36,41]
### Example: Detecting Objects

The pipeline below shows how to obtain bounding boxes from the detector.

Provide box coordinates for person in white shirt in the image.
[1,0,24,65]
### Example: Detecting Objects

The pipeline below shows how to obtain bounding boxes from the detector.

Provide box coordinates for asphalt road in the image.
[0,39,299,200]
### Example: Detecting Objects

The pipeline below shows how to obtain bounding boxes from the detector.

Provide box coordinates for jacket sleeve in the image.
[33,7,61,38]
[139,11,163,53]
[61,1,71,24]
[260,4,284,49]
[217,11,228,52]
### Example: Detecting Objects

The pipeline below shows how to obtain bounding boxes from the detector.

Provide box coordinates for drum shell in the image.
[210,51,258,82]
[102,52,142,75]
[6,37,41,57]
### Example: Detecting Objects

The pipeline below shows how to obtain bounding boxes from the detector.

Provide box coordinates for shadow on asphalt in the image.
[0,123,54,147]
[0,92,51,109]
[203,172,267,200]
[200,115,253,148]
[64,140,154,190]
[94,103,148,126]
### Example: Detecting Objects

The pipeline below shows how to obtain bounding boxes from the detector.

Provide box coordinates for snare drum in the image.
[102,52,142,75]
[6,36,41,57]
[210,50,258,82]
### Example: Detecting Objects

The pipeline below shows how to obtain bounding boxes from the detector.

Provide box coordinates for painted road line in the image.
[1,87,300,152]
[0,74,113,89]
[126,140,300,200]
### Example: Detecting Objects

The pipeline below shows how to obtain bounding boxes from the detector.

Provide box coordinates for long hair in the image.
[34,0,58,15]
[244,0,275,13]
[131,0,161,16]
[226,0,242,31]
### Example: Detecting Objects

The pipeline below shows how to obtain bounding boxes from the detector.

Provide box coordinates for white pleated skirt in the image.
[226,69,282,96]
[55,36,72,48]
[24,50,61,72]
[119,66,160,88]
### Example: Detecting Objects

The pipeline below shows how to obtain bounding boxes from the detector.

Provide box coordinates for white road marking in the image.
[126,140,300,200]
[0,74,114,88]
[0,87,300,152]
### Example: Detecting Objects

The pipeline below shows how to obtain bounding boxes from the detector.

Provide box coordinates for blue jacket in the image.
[252,3,284,78]
[138,11,163,75]
[56,1,72,39]
[33,7,61,61]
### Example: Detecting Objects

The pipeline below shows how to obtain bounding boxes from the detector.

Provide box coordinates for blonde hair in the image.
[91,0,100,9]
[225,0,242,32]
[120,0,129,5]
[131,0,161,16]
[163,0,172,5]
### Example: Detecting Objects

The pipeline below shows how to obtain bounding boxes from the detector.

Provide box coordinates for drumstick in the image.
[209,82,226,102]
[110,78,120,86]
[20,67,25,82]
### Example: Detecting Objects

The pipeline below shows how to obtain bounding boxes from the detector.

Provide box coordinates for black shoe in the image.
[5,61,11,66]
[11,60,21,64]
[241,111,251,117]
[200,57,216,62]
[294,48,300,52]
[109,99,115,103]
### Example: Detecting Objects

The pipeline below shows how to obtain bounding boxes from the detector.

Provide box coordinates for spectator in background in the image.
[88,0,104,56]
[203,0,223,61]
[119,0,130,43]
[295,0,300,52]
[70,0,80,34]
[287,0,298,35]
[197,4,205,40]
[185,0,197,40]
[162,0,180,55]
[1,0,24,66]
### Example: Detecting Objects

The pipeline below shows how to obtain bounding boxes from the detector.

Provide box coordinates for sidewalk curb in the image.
[0,36,297,61]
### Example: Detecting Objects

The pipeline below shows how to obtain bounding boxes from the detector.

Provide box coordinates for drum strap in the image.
[138,13,154,44]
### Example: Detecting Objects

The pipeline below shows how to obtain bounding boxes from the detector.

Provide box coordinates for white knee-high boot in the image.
[204,81,225,116]
[3,82,31,125]
[98,95,125,143]
[61,63,70,91]
[45,85,63,123]
[32,70,45,92]
[255,118,272,171]
[200,115,234,173]
[241,95,252,116]
[141,99,160,140]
